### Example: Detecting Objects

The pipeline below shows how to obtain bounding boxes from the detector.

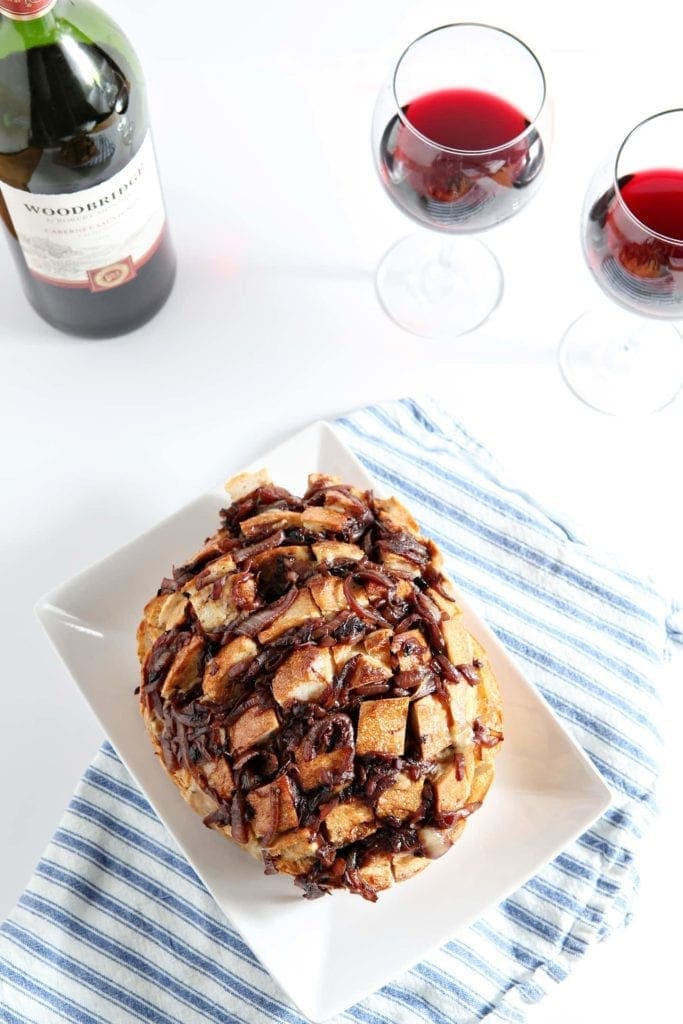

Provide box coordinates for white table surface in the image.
[1,1,682,1020]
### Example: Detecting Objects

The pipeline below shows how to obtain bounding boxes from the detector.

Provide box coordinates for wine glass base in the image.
[559,310,683,415]
[375,233,503,338]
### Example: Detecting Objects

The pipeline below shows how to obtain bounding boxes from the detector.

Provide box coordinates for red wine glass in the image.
[560,109,683,414]
[372,23,549,338]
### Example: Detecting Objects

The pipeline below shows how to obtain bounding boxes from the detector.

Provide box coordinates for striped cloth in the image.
[1,397,677,1024]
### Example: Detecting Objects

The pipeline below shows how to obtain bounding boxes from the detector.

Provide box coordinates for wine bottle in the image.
[0,0,176,338]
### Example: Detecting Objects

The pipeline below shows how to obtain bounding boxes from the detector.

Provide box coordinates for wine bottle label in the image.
[0,0,57,19]
[0,133,167,291]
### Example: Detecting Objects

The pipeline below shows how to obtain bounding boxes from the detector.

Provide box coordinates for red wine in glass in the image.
[586,168,683,316]
[372,23,549,337]
[380,87,545,231]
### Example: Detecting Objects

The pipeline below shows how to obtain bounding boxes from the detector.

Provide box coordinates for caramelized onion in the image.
[433,654,460,683]
[412,589,445,653]
[225,689,274,725]
[377,529,429,567]
[260,785,282,848]
[353,565,396,591]
[300,713,354,762]
[233,749,279,792]
[343,576,386,625]
[423,563,455,601]
[222,486,302,532]
[329,611,367,643]
[203,806,232,829]
[143,629,188,690]
[321,488,368,517]
[393,667,434,692]
[473,720,503,748]
[432,800,482,830]
[458,664,481,686]
[234,586,297,638]
[233,529,286,566]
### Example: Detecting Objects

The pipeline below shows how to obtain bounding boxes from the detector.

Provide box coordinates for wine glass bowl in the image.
[560,109,683,415]
[582,110,683,319]
[374,24,547,234]
[371,23,550,337]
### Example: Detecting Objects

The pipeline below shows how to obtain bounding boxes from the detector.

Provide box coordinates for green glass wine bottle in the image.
[0,0,176,337]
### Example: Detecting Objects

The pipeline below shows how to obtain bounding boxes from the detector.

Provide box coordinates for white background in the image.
[1,0,682,1020]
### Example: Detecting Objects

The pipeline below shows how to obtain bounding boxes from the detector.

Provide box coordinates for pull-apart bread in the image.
[137,472,503,900]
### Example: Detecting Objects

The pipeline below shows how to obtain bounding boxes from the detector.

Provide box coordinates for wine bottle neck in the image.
[0,0,57,20]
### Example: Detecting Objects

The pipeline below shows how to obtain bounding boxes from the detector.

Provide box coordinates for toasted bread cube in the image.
[391,629,431,671]
[188,594,235,633]
[160,636,204,699]
[228,706,279,755]
[224,468,271,502]
[308,577,347,615]
[307,473,342,490]
[447,682,478,736]
[301,507,350,534]
[137,592,188,658]
[374,496,421,535]
[250,545,312,571]
[429,590,473,666]
[471,639,503,733]
[308,575,369,619]
[247,775,298,839]
[379,552,421,579]
[240,509,304,540]
[442,616,473,667]
[185,574,237,633]
[295,747,353,791]
[425,539,445,572]
[264,827,320,876]
[332,644,364,671]
[137,622,158,663]
[410,694,452,760]
[376,774,424,822]
[231,572,257,610]
[348,653,392,692]
[470,759,495,803]
[272,647,333,708]
[308,574,368,616]
[143,591,188,631]
[192,553,236,589]
[201,758,235,802]
[323,798,376,845]
[358,854,393,892]
[356,697,409,756]
[426,544,456,598]
[182,528,232,573]
[178,769,220,820]
[433,763,471,815]
[202,636,257,703]
[363,578,389,604]
[363,629,392,669]
[323,491,369,518]
[258,588,321,644]
[312,541,365,564]
[392,852,429,883]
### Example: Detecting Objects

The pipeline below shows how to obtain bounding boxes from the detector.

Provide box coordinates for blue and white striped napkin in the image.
[0,397,677,1024]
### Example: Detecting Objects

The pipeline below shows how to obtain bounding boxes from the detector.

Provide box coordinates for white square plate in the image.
[36,422,612,1022]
